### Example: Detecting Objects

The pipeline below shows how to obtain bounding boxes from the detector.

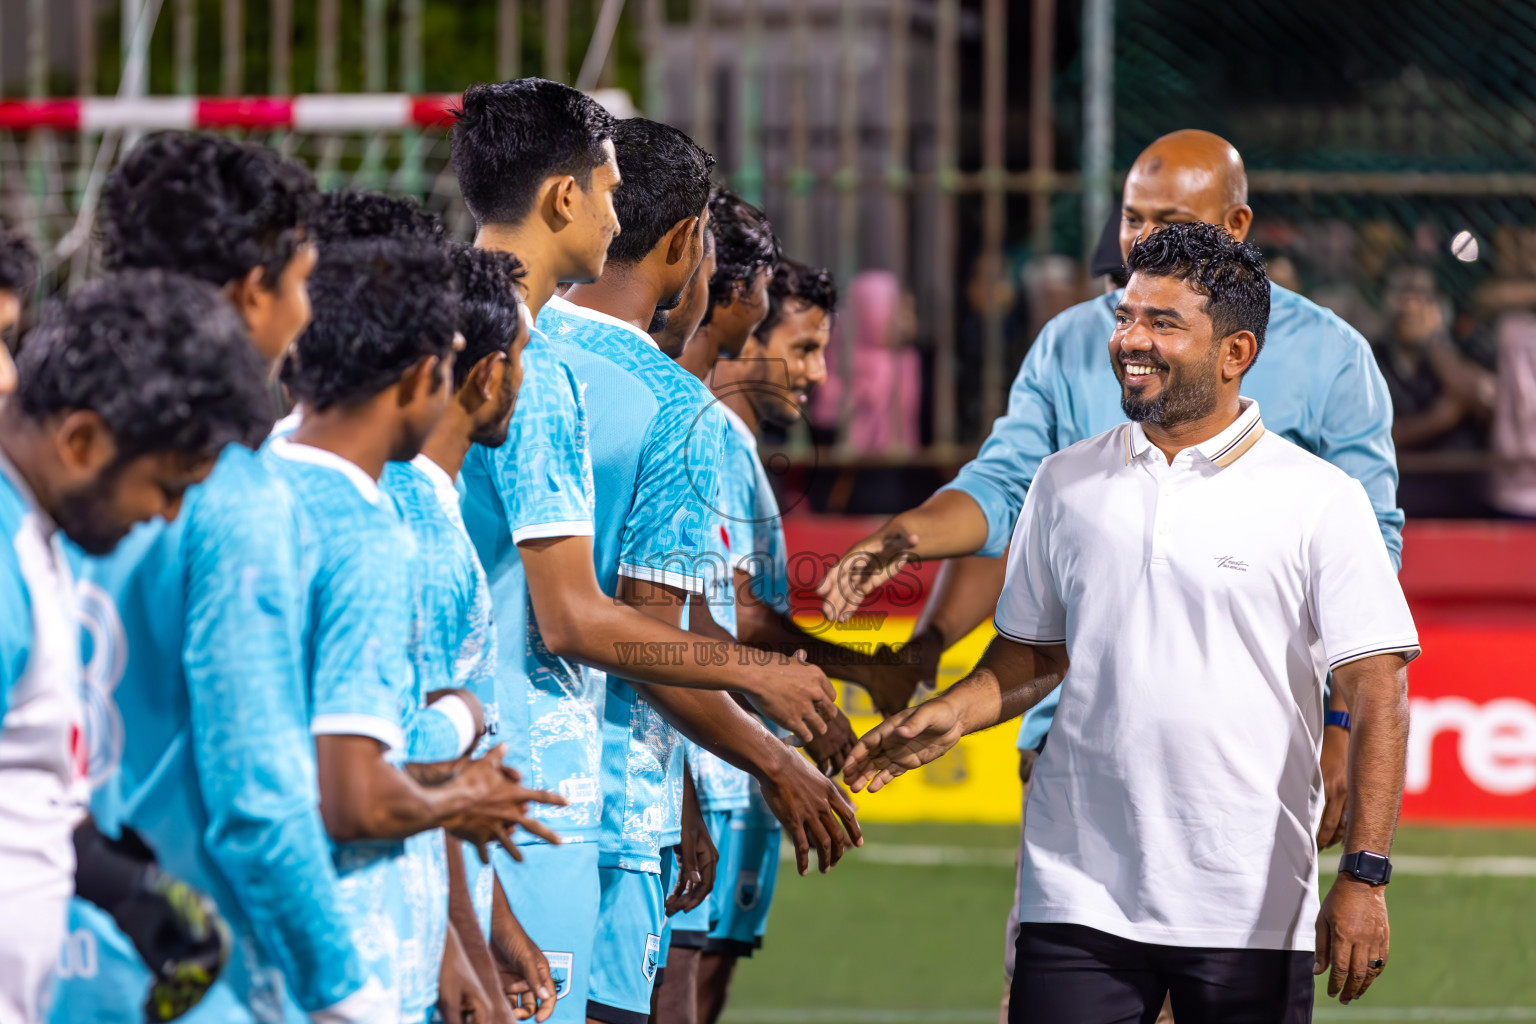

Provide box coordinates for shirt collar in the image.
[545,293,660,350]
[267,436,384,506]
[410,452,460,504]
[717,402,756,445]
[1124,398,1265,469]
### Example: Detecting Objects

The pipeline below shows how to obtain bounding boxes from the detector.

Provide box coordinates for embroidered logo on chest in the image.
[1213,555,1249,572]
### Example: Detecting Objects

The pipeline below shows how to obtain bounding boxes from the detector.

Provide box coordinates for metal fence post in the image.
[499,0,522,81]
[1029,0,1055,256]
[1082,0,1114,263]
[546,0,569,84]
[931,0,959,449]
[980,0,1008,429]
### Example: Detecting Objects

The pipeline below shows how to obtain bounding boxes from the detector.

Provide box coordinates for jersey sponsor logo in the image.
[75,580,125,788]
[642,934,661,983]
[543,950,574,998]
[735,869,761,911]
[561,776,601,806]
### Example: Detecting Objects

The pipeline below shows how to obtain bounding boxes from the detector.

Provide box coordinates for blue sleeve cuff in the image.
[937,477,1013,559]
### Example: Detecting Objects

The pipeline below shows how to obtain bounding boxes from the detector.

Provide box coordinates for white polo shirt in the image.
[999,399,1419,952]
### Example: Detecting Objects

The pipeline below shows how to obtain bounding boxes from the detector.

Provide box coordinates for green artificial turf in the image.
[719,824,1536,1024]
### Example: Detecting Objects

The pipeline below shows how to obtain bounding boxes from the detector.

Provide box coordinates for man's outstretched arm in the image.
[617,576,863,877]
[520,534,836,743]
[843,635,1068,794]
[1314,653,1410,1006]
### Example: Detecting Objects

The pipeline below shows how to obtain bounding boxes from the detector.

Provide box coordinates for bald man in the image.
[817,130,1400,1008]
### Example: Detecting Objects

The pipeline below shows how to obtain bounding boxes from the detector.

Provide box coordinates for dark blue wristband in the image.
[1325,710,1351,730]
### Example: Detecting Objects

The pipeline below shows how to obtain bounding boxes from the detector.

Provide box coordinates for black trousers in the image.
[1010,923,1314,1024]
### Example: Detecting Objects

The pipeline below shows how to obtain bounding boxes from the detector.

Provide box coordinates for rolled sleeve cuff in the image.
[992,619,1067,647]
[618,562,706,595]
[938,477,1014,559]
[512,520,596,545]
[1328,640,1421,671]
[311,713,406,753]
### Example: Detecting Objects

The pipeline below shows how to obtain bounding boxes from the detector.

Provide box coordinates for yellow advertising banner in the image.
[807,616,1024,825]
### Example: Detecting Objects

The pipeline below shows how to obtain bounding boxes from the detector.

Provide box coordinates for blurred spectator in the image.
[840,270,921,453]
[1477,226,1536,518]
[957,250,1023,440]
[1372,263,1495,452]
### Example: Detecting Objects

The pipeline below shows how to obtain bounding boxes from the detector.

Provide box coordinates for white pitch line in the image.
[725,1012,1536,1023]
[780,842,1536,877]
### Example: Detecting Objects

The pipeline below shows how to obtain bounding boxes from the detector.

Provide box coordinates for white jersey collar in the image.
[267,436,384,507]
[545,293,660,350]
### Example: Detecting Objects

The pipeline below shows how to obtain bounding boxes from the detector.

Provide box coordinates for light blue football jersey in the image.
[536,294,729,874]
[715,404,793,827]
[460,336,603,843]
[57,443,366,1024]
[681,420,753,815]
[383,454,508,1022]
[262,437,421,1015]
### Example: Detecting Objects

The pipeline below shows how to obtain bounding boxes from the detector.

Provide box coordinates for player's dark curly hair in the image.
[0,226,37,295]
[753,259,838,343]
[706,188,779,312]
[100,132,317,290]
[451,78,616,226]
[15,270,272,459]
[447,242,526,390]
[607,118,715,267]
[1125,222,1270,361]
[282,236,459,410]
[311,190,446,247]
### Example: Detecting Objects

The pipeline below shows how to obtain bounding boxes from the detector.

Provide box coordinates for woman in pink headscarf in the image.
[812,269,921,452]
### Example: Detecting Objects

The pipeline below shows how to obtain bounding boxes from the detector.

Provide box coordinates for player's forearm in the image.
[732,598,887,676]
[631,682,797,787]
[863,490,991,562]
[963,637,1068,729]
[444,835,501,1000]
[317,736,490,840]
[1334,655,1410,855]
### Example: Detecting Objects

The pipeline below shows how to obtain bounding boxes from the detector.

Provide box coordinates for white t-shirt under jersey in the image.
[998,399,1419,952]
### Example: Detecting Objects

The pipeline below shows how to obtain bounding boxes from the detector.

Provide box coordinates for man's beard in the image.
[1119,345,1220,428]
[55,474,131,555]
[469,375,518,449]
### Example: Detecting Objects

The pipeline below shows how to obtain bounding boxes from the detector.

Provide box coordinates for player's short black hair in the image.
[100,132,318,290]
[450,78,616,226]
[311,190,446,247]
[1125,222,1270,358]
[606,118,715,267]
[0,226,37,294]
[15,270,271,459]
[282,236,459,410]
[448,243,526,390]
[753,259,838,342]
[707,188,779,310]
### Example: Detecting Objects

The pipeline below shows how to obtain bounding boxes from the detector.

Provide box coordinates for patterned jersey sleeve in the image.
[308,522,415,752]
[180,477,367,1012]
[497,347,596,543]
[618,399,727,594]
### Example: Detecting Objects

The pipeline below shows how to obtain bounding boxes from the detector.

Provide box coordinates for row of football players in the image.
[0,76,894,1024]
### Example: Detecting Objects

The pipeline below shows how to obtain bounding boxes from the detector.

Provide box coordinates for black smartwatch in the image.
[1338,850,1393,886]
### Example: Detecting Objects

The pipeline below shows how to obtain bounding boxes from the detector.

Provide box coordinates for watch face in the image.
[1345,852,1390,884]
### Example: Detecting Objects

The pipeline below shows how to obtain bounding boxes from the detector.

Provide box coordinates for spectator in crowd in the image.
[842,270,921,453]
[1478,226,1536,518]
[1372,263,1495,452]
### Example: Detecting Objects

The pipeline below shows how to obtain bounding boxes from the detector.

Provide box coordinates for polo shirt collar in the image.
[1124,398,1265,469]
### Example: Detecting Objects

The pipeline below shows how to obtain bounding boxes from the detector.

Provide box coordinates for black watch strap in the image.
[1338,850,1393,886]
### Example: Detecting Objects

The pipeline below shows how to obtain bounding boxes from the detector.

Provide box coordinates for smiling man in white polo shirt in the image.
[845,223,1418,1023]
